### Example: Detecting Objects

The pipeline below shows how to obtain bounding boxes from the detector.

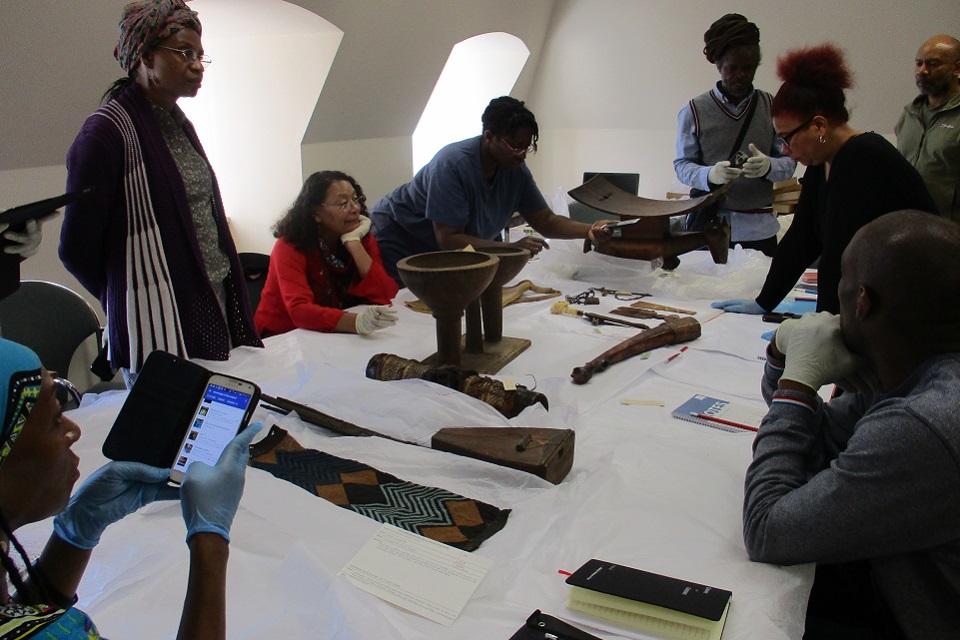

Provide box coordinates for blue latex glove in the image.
[53,462,180,549]
[180,422,263,543]
[712,299,765,315]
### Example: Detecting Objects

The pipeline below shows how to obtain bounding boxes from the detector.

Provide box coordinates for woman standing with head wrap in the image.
[60,0,261,385]
[0,337,259,639]
[713,44,936,315]
[674,13,797,256]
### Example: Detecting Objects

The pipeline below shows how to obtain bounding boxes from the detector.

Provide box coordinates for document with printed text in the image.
[339,524,493,626]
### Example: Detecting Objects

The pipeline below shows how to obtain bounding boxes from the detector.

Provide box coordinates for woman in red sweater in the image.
[255,171,399,337]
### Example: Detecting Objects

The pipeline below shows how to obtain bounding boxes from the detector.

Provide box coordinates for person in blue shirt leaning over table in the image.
[369,96,613,285]
[674,13,796,256]
[744,210,960,639]
[713,44,936,316]
[0,337,260,639]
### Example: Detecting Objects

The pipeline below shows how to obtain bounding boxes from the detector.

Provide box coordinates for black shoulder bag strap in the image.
[727,92,759,167]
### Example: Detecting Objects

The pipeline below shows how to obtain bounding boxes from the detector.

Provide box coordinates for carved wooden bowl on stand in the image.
[459,246,532,373]
[396,251,499,368]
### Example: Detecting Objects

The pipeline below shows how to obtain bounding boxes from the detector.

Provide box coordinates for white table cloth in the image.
[21,243,812,639]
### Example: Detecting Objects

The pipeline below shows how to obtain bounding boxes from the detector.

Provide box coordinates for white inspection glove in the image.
[355,305,398,335]
[780,312,872,391]
[2,219,43,257]
[341,215,371,244]
[707,160,742,185]
[773,317,796,354]
[741,143,772,179]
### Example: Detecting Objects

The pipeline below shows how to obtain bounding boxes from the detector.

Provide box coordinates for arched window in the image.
[180,0,341,253]
[412,32,529,174]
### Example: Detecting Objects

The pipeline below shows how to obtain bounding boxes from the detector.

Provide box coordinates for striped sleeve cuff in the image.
[765,342,785,371]
[771,389,818,414]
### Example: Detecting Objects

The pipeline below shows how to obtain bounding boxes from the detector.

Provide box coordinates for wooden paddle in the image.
[260,394,575,484]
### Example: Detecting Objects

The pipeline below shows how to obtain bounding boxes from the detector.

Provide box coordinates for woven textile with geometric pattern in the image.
[249,425,510,551]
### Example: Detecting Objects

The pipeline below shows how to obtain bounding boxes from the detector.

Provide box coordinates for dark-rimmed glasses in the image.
[498,136,537,157]
[323,195,366,211]
[157,46,212,68]
[777,117,814,149]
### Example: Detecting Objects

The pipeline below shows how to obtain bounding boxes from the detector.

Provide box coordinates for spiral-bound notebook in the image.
[671,394,765,432]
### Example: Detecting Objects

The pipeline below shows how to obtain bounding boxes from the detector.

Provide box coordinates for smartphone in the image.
[169,374,260,484]
[731,150,750,168]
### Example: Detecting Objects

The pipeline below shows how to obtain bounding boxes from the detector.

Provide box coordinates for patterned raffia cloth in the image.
[249,426,511,551]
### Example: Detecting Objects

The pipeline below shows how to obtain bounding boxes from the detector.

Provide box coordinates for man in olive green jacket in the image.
[896,34,960,222]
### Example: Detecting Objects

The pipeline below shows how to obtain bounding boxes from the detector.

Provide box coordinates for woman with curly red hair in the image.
[713,44,936,315]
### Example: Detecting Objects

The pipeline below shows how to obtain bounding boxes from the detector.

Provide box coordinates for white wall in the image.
[300,136,413,206]
[181,0,343,254]
[525,0,960,200]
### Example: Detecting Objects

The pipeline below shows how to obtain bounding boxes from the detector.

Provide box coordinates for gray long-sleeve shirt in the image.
[744,347,960,638]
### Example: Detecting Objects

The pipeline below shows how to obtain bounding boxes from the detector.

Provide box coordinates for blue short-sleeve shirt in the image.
[370,136,548,262]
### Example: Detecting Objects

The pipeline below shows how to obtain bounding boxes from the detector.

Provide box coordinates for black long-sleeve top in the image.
[755,133,936,313]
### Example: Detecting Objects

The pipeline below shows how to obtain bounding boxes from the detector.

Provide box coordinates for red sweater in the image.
[254,234,398,336]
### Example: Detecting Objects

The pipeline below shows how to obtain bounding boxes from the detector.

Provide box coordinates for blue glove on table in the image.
[712,299,765,315]
[53,462,180,549]
[180,423,263,543]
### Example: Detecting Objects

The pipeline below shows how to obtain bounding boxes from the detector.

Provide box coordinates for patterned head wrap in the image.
[114,0,202,73]
[703,13,760,64]
[0,338,42,469]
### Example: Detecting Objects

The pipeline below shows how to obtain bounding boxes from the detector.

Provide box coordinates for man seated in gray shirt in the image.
[743,210,960,639]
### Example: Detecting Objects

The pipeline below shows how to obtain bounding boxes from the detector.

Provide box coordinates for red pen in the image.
[693,412,758,432]
[664,346,689,363]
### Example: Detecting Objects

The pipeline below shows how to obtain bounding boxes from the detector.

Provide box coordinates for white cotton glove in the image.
[355,305,398,335]
[741,143,772,179]
[779,312,875,391]
[707,160,742,185]
[341,215,371,245]
[2,219,43,257]
[712,298,765,315]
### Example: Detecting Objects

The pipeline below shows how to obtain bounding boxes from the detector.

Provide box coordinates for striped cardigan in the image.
[61,82,261,371]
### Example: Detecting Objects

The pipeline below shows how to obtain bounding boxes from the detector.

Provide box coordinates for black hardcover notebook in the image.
[566,559,730,621]
[0,189,93,300]
[565,559,732,640]
[0,189,92,228]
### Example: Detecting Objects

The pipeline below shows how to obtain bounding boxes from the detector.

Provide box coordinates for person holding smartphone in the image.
[0,337,260,639]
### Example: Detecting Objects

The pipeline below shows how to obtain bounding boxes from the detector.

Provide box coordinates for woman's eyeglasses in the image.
[323,195,366,211]
[157,46,212,68]
[777,117,814,149]
[498,136,537,156]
